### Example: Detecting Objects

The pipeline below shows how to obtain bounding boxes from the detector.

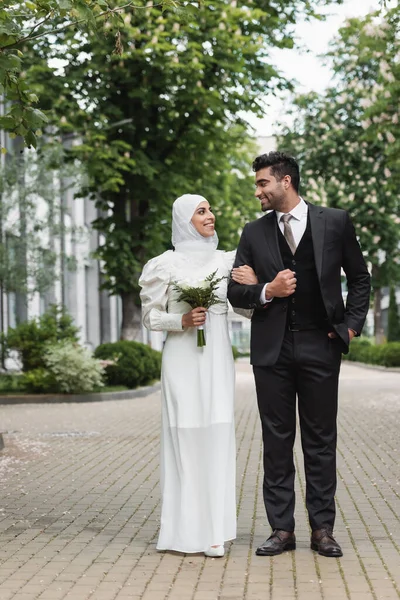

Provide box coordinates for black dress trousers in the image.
[253,328,342,532]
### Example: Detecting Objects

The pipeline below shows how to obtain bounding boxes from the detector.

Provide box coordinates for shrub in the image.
[22,368,57,394]
[94,341,162,389]
[345,337,372,362]
[344,339,400,368]
[22,341,105,394]
[232,345,239,360]
[4,305,80,372]
[0,373,25,394]
[45,341,104,393]
[379,343,400,368]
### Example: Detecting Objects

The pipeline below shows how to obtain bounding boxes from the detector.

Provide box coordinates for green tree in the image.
[0,0,182,148]
[354,7,400,191]
[387,286,400,342]
[23,0,344,339]
[278,7,400,343]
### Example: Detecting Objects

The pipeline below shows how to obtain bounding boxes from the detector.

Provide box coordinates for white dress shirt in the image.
[260,197,308,304]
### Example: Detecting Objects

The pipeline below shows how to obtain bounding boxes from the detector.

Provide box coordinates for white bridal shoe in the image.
[204,545,225,558]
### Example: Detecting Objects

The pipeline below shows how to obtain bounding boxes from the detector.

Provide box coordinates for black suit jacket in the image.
[227,203,371,366]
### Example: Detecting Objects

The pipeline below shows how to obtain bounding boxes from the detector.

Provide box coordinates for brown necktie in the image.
[281,213,297,254]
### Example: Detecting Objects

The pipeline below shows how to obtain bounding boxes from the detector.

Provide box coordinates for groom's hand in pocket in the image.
[182,307,207,328]
[328,329,356,341]
[266,269,297,299]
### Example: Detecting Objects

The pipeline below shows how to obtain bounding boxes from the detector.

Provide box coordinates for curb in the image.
[0,382,161,405]
[344,360,400,373]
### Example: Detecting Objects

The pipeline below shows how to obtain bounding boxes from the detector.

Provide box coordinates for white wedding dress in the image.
[139,248,237,553]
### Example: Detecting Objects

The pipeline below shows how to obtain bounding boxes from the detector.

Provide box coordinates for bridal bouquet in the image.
[172,270,226,347]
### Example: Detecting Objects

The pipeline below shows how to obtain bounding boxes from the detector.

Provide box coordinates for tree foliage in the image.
[278,5,400,341]
[21,0,344,338]
[0,0,183,148]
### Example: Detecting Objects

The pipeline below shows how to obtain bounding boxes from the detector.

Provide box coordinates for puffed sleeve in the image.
[224,250,237,271]
[139,252,184,332]
[223,250,253,320]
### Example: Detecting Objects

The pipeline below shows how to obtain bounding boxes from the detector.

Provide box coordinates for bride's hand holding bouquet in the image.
[174,270,225,347]
[181,306,207,339]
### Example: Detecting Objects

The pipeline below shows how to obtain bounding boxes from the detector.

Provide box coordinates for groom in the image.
[228,152,371,557]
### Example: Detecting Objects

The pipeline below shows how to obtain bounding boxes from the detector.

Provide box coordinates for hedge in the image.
[94,341,162,389]
[344,338,400,367]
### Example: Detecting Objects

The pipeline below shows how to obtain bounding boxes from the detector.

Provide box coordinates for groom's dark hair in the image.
[252,151,300,193]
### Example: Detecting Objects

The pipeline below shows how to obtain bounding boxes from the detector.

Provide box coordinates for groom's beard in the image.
[260,196,272,211]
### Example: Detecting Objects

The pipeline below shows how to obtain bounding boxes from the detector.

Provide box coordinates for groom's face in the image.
[255,167,286,212]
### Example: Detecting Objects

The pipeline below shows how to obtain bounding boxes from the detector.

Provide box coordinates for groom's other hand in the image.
[266,269,297,299]
[328,329,356,341]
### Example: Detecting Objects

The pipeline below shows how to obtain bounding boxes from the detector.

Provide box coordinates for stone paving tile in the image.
[1,361,400,599]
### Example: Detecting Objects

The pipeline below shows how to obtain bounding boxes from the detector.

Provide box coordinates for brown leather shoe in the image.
[256,529,296,556]
[311,527,343,557]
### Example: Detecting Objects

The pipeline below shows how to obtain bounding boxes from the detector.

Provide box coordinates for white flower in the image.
[360,98,373,109]
[384,167,392,178]
[386,131,396,143]
[197,280,209,289]
[363,22,377,37]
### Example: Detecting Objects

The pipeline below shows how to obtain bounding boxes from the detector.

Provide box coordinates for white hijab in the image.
[172,194,219,256]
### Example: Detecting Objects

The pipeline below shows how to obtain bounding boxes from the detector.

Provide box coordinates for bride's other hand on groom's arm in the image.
[231,265,258,285]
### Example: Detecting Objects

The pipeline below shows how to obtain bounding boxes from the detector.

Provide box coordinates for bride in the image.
[139,194,257,557]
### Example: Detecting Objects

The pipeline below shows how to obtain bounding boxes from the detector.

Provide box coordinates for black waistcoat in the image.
[277,214,328,329]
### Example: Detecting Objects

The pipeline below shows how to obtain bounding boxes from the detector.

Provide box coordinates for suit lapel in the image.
[308,202,325,280]
[262,212,285,271]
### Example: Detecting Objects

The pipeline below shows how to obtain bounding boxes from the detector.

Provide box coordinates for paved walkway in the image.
[1,361,400,600]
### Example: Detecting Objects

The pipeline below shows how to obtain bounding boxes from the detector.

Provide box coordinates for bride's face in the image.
[191,201,216,237]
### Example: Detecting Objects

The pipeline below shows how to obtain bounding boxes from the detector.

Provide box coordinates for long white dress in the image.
[139,248,236,553]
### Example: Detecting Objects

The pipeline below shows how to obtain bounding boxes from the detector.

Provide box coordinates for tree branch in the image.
[2,1,180,50]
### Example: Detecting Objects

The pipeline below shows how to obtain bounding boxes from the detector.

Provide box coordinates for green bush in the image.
[22,341,105,394]
[45,341,105,393]
[345,337,373,362]
[22,368,57,394]
[232,345,239,360]
[3,305,80,372]
[0,372,25,394]
[94,341,162,389]
[344,338,400,367]
[379,343,400,367]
